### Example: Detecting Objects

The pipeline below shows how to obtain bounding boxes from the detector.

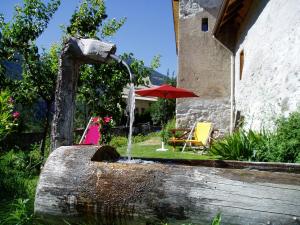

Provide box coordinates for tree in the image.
[150,77,176,126]
[65,0,159,129]
[1,0,160,151]
[19,44,60,156]
[0,0,60,155]
[0,0,61,89]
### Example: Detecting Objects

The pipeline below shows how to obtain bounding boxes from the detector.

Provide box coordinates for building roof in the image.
[172,0,179,54]
[213,0,253,51]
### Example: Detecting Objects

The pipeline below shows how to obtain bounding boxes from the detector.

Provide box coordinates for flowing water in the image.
[125,71,135,161]
[110,54,135,160]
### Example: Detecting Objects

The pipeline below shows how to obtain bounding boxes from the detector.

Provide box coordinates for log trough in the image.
[35,145,300,225]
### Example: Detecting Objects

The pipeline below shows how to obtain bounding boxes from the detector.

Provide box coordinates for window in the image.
[141,108,145,114]
[201,18,208,32]
[240,50,244,80]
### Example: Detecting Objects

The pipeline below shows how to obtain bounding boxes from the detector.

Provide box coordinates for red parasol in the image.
[135,84,198,151]
[135,84,198,99]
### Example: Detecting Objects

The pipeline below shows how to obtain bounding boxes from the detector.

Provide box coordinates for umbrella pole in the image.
[156,98,168,151]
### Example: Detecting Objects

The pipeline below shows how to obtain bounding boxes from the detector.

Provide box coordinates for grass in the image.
[116,136,217,160]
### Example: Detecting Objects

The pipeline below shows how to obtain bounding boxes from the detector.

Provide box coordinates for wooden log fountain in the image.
[35,145,300,225]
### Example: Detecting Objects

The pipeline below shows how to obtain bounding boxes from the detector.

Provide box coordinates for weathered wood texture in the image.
[35,146,300,225]
[51,38,116,151]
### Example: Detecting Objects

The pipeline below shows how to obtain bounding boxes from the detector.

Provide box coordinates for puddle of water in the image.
[117,158,155,164]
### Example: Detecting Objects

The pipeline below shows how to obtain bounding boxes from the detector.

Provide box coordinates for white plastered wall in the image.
[234,0,300,131]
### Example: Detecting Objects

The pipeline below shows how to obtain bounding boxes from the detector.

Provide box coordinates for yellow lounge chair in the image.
[169,122,217,151]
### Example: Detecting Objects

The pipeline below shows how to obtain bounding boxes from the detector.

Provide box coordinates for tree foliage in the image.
[0,0,60,88]
[65,0,157,125]
[66,0,126,39]
[150,77,176,126]
[1,0,159,149]
[0,90,19,141]
[77,53,154,124]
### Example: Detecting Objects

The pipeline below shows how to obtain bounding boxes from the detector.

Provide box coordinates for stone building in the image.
[172,0,300,132]
[173,0,232,133]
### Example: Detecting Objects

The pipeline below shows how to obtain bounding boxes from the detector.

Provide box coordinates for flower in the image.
[12,111,20,119]
[103,116,112,124]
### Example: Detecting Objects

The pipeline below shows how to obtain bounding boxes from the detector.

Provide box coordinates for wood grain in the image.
[35,145,300,225]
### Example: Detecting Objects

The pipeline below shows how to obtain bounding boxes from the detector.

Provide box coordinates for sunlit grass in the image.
[116,141,217,160]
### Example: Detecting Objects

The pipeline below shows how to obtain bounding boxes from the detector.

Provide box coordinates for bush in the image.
[133,134,147,143]
[210,110,300,163]
[261,111,300,163]
[0,147,41,224]
[110,134,148,148]
[2,198,33,225]
[160,118,176,143]
[150,98,175,126]
[109,136,128,148]
[0,90,19,141]
[0,148,41,198]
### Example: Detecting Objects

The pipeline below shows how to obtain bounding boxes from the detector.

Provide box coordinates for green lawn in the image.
[116,136,218,160]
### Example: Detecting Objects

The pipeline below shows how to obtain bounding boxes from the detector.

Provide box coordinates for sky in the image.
[0,0,177,75]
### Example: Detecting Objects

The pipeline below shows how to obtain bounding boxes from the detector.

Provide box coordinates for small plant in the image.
[0,90,19,142]
[160,118,176,143]
[210,110,300,163]
[3,198,33,225]
[100,116,115,144]
[262,111,300,163]
[210,130,270,161]
[211,213,222,225]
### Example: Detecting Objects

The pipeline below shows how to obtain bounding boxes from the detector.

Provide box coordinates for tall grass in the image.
[0,146,42,224]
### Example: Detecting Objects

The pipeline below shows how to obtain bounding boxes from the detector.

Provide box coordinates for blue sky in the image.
[1,0,177,75]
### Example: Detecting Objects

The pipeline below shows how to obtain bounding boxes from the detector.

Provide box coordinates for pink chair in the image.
[79,117,101,145]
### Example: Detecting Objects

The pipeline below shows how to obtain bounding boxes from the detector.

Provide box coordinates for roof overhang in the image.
[213,0,253,51]
[172,0,179,54]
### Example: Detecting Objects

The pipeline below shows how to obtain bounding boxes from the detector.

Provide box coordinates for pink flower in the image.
[103,116,112,124]
[12,111,20,119]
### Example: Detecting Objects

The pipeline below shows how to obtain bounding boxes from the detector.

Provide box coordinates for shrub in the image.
[0,147,41,225]
[160,118,176,143]
[109,136,128,148]
[210,110,300,163]
[150,98,175,126]
[264,111,300,163]
[133,134,147,143]
[3,198,33,225]
[0,90,19,141]
[109,134,149,148]
[0,148,41,198]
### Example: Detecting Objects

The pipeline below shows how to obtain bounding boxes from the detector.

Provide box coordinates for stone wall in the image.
[234,0,300,130]
[177,0,231,132]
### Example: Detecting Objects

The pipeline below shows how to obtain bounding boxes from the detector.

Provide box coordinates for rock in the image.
[91,145,120,162]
